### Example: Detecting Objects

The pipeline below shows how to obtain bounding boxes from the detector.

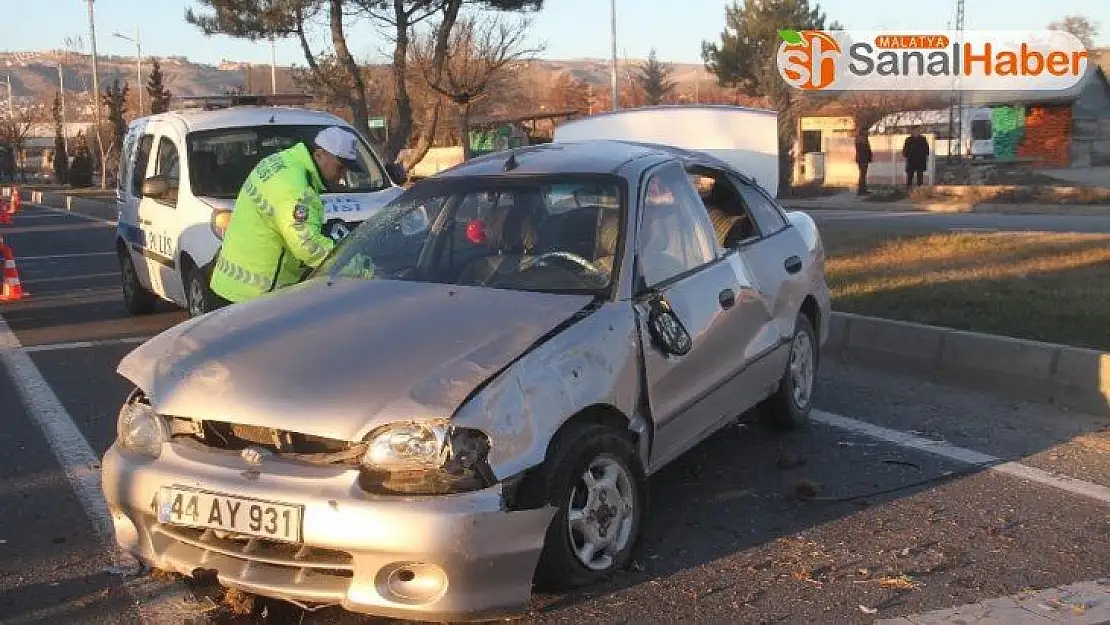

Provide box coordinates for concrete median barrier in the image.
[827,311,1110,416]
[16,189,118,222]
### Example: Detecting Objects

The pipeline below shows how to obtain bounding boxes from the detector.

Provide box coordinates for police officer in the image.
[209,126,364,308]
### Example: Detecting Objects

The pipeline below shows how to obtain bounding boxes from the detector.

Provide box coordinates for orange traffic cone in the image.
[0,198,10,225]
[9,186,20,213]
[0,236,25,302]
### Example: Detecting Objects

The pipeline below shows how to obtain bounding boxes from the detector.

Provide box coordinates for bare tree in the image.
[834,91,929,135]
[412,13,543,160]
[1048,15,1099,50]
[0,101,46,181]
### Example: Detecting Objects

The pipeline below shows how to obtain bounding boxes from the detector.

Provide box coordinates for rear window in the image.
[186,125,389,198]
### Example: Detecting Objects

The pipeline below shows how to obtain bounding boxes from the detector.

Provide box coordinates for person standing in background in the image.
[902,126,930,189]
[854,127,873,196]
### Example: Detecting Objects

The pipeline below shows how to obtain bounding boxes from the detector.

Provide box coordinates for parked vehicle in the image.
[870,105,994,158]
[115,94,406,318]
[101,139,830,621]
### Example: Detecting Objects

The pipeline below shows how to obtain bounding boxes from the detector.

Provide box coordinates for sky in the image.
[1,0,1107,67]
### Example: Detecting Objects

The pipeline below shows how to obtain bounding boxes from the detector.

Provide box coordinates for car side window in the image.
[638,164,717,288]
[736,179,788,236]
[690,171,759,249]
[130,134,154,198]
[154,137,180,207]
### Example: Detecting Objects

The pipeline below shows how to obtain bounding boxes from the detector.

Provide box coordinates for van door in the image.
[117,127,156,294]
[136,130,186,305]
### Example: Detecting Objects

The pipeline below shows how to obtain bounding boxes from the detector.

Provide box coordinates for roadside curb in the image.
[3,187,117,222]
[782,198,1110,217]
[826,311,1110,417]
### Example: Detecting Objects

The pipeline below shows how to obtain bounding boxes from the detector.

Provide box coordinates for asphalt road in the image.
[2,204,1110,625]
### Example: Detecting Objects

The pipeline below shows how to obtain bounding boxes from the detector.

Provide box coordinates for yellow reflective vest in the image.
[209,143,336,304]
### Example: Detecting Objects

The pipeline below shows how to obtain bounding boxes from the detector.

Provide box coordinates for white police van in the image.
[115,94,406,317]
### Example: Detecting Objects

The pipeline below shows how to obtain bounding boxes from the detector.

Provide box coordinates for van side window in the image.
[154,137,181,207]
[130,134,154,198]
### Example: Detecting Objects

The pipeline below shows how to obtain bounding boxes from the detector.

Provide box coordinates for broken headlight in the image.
[359,420,494,495]
[117,393,169,458]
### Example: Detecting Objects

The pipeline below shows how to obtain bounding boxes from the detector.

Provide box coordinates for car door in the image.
[633,162,768,472]
[137,129,186,304]
[118,129,156,293]
[732,176,813,376]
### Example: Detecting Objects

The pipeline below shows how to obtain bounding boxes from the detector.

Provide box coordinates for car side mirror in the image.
[386,163,407,184]
[646,296,692,356]
[142,175,169,198]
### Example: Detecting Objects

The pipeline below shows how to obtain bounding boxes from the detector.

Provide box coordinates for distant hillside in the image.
[0,50,718,109]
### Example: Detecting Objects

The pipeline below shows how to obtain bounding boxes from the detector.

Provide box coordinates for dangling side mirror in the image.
[386,162,407,185]
[647,296,692,356]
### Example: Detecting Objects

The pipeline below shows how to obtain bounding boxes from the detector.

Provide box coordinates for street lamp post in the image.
[87,0,107,189]
[113,26,142,114]
[610,0,619,111]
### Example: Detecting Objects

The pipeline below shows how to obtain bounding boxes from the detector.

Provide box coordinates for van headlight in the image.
[359,420,493,495]
[211,209,232,239]
[117,396,169,458]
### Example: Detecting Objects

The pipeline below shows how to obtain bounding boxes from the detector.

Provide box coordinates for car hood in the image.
[117,278,593,442]
[198,186,404,222]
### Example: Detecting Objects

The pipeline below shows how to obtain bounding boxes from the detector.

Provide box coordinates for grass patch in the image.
[823,229,1110,350]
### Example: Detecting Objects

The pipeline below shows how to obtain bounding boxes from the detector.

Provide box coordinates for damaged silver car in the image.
[101,139,830,621]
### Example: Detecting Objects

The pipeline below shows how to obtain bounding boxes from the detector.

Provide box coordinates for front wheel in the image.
[531,424,647,591]
[119,247,155,316]
[761,312,818,430]
[184,264,214,318]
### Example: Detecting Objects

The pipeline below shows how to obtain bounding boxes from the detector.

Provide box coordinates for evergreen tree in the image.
[635,48,676,105]
[146,58,173,114]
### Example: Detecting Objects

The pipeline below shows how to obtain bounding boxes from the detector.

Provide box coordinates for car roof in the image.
[134,106,350,134]
[433,139,755,184]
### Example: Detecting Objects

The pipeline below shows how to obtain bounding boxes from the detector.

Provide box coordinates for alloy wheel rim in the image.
[789,331,814,408]
[567,456,636,571]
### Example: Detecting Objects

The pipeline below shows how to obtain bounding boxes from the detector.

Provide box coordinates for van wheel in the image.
[184,263,213,318]
[761,312,818,430]
[531,424,647,591]
[119,247,155,316]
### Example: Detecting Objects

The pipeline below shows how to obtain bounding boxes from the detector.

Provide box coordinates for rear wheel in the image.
[761,312,818,430]
[530,424,647,591]
[119,246,155,316]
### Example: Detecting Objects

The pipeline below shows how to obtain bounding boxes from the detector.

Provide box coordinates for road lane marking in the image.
[17,252,117,261]
[0,313,194,623]
[24,203,117,225]
[813,410,1110,506]
[22,272,120,284]
[24,336,153,353]
[0,222,113,234]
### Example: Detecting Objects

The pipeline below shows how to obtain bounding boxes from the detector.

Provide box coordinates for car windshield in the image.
[186,124,389,198]
[314,175,625,296]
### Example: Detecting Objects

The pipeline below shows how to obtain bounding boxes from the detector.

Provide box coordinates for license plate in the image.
[157,486,304,543]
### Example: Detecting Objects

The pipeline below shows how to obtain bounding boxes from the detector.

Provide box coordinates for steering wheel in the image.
[521,251,603,276]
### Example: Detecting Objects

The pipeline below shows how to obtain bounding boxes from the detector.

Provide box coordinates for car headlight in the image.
[117,395,169,458]
[359,420,493,495]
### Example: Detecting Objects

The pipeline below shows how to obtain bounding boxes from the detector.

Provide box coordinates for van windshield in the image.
[185,125,389,198]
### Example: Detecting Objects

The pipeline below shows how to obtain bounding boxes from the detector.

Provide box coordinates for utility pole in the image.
[87,0,107,190]
[269,36,277,94]
[4,75,12,122]
[58,64,69,157]
[610,0,619,111]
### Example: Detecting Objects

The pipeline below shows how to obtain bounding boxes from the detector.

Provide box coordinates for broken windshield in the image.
[315,174,626,296]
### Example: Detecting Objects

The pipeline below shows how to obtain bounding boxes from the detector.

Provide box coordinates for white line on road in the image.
[17,252,117,261]
[22,272,120,284]
[24,203,117,225]
[0,314,194,623]
[813,410,1110,506]
[24,336,153,353]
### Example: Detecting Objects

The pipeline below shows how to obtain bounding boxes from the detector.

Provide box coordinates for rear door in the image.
[117,127,156,292]
[137,130,186,305]
[633,162,768,471]
[733,177,812,362]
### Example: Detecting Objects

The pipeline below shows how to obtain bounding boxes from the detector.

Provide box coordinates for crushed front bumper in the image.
[101,441,555,622]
